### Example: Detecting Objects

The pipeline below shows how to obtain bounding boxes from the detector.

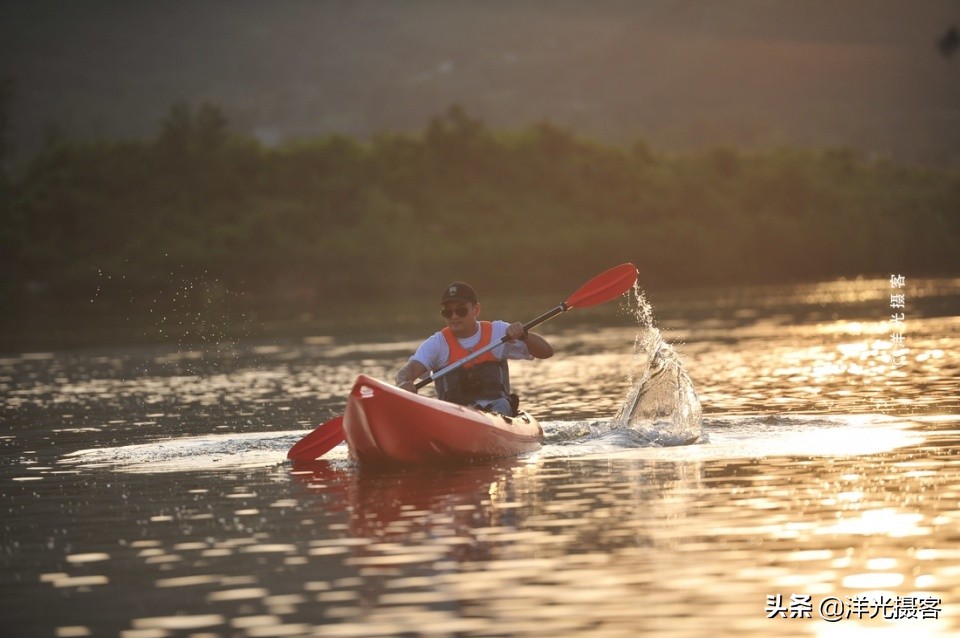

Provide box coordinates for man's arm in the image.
[505,322,554,359]
[395,360,429,393]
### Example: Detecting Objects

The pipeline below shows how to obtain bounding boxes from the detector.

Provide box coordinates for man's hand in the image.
[506,322,527,342]
[395,360,428,393]
[507,323,554,359]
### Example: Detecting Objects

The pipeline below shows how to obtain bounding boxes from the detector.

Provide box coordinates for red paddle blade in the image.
[287,415,344,461]
[565,263,638,309]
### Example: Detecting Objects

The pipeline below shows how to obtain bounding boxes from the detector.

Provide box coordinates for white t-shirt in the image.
[410,320,533,372]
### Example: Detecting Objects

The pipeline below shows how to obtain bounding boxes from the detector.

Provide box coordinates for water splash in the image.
[613,283,703,446]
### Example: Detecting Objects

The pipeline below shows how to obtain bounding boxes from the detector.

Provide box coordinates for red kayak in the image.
[342,374,543,465]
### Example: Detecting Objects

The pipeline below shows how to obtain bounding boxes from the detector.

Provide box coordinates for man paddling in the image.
[288,264,635,461]
[394,282,554,416]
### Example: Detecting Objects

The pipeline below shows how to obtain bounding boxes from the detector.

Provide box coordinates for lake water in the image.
[2,277,959,637]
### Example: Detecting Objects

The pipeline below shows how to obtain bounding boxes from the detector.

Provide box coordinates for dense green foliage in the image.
[2,104,958,313]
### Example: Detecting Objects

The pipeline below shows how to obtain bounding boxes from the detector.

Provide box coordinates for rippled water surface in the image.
[2,278,959,637]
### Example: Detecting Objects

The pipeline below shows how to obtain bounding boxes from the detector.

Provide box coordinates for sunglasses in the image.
[440,305,470,319]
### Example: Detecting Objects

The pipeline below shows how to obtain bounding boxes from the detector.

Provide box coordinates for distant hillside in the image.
[2,0,959,165]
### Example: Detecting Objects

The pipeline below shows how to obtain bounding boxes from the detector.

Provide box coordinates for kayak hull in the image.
[343,374,543,465]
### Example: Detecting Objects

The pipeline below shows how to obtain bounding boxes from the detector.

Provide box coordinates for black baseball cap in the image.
[440,282,478,304]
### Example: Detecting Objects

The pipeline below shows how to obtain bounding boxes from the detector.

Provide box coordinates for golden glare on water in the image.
[3,277,959,636]
[816,321,894,337]
[816,508,927,538]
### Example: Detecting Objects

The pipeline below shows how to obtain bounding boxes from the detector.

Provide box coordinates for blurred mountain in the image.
[2,0,959,165]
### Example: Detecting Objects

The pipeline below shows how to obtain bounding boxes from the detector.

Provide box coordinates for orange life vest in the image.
[441,321,499,367]
[435,321,511,406]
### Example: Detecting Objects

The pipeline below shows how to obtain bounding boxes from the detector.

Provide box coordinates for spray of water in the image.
[613,283,703,446]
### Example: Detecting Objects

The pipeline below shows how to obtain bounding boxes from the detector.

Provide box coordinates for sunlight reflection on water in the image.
[2,277,959,636]
[14,416,960,637]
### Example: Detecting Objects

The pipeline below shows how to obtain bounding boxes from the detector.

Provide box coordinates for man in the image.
[395,282,554,415]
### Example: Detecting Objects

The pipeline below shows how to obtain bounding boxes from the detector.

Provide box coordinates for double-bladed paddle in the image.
[287,263,639,461]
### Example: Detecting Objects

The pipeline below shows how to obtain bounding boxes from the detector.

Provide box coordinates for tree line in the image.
[2,102,958,315]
